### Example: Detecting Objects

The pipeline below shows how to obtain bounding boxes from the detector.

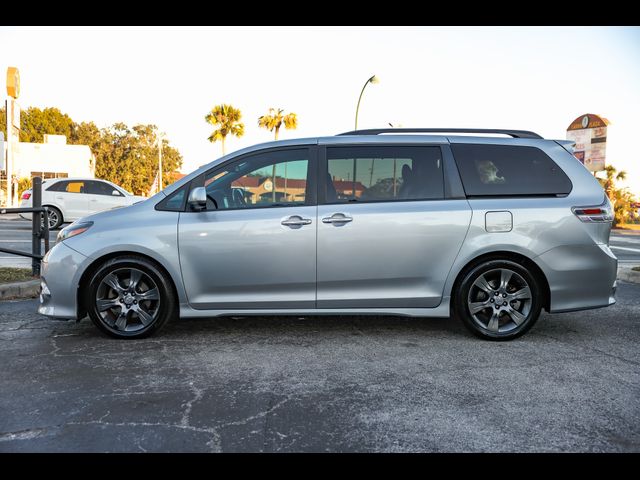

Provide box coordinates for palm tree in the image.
[598,165,631,226]
[258,108,298,140]
[205,104,244,155]
[258,108,298,202]
[600,165,627,198]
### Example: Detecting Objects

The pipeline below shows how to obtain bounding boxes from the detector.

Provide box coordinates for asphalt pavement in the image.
[0,281,638,452]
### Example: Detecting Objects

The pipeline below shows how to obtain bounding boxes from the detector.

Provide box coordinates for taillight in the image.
[572,199,613,223]
[22,192,31,200]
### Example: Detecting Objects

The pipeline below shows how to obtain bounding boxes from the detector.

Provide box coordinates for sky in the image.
[1,26,639,194]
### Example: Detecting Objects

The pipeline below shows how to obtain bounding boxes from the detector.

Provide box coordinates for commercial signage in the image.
[566,113,609,172]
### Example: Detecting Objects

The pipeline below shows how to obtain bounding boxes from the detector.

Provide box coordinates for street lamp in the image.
[157,132,164,192]
[354,74,379,130]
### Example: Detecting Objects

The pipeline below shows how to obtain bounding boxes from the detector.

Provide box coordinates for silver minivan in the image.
[39,128,618,340]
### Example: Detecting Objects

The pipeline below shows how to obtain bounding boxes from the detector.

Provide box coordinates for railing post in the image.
[31,176,42,277]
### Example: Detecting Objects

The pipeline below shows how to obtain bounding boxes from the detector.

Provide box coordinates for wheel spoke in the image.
[511,286,531,300]
[469,301,490,314]
[128,270,143,292]
[506,307,526,326]
[487,311,500,332]
[137,287,159,301]
[97,298,120,312]
[473,274,494,294]
[103,273,124,293]
[135,307,154,326]
[499,269,513,291]
[114,311,127,330]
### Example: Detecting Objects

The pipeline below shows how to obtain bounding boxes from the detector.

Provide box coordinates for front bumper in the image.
[38,242,89,319]
[535,243,617,313]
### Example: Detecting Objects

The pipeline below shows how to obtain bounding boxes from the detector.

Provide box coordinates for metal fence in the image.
[0,176,51,276]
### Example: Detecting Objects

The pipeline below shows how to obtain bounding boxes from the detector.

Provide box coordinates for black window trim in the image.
[318,143,455,206]
[180,145,318,213]
[155,181,190,212]
[450,142,574,198]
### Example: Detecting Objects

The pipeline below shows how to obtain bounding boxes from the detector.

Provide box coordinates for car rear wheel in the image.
[455,259,542,340]
[86,256,176,339]
[40,206,62,230]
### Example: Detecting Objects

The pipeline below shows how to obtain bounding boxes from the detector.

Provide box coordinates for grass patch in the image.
[633,266,640,272]
[0,267,35,284]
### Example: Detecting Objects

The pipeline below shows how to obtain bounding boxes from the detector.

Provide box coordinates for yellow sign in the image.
[6,67,20,98]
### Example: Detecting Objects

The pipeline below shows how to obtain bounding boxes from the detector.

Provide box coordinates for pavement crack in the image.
[0,427,51,442]
[180,383,204,428]
[533,332,640,367]
[221,396,290,429]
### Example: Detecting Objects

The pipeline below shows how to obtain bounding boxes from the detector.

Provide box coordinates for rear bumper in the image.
[38,242,89,319]
[535,243,617,313]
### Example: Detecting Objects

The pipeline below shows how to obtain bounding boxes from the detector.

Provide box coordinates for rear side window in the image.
[46,181,68,192]
[451,144,572,196]
[326,146,444,203]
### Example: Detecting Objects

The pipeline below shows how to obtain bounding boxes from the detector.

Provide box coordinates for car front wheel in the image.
[86,255,176,339]
[455,259,542,340]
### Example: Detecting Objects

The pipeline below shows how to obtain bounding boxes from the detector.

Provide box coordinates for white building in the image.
[12,134,95,179]
[1,134,94,206]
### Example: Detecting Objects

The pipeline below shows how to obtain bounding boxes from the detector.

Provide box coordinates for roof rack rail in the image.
[337,128,543,139]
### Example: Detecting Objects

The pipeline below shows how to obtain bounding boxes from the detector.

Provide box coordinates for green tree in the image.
[1,105,183,196]
[0,105,74,142]
[94,123,183,195]
[258,108,298,140]
[205,104,244,155]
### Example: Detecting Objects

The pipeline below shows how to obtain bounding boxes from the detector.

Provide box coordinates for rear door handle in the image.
[322,213,353,224]
[281,215,312,227]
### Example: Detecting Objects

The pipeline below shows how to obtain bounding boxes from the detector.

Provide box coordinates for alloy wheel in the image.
[467,267,532,334]
[95,267,161,333]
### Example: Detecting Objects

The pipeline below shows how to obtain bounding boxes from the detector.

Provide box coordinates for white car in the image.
[20,178,146,229]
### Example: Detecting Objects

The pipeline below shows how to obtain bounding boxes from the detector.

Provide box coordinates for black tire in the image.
[454,259,542,341]
[41,206,63,230]
[85,255,176,339]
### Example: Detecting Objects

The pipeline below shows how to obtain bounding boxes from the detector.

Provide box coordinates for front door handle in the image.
[281,215,312,227]
[322,213,353,224]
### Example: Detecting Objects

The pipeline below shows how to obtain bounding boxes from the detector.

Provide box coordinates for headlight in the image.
[57,221,94,242]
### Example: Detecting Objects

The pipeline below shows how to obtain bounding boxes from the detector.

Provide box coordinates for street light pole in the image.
[355,74,379,130]
[158,133,163,192]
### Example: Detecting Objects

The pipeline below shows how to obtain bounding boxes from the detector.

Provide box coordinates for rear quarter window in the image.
[451,144,572,196]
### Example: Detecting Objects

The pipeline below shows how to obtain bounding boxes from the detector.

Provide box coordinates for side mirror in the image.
[188,187,207,211]
[112,190,120,196]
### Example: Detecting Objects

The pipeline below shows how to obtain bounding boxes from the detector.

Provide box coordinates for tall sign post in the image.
[5,66,21,207]
[566,113,609,173]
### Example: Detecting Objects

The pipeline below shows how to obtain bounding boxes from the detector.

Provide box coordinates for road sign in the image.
[566,114,609,172]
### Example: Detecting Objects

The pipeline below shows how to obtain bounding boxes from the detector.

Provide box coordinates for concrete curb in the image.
[0,279,40,300]
[618,266,640,284]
